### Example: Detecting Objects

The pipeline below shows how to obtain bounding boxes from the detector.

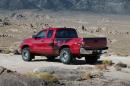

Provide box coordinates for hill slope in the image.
[0,0,130,13]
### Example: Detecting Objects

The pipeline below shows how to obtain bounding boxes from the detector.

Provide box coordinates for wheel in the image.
[71,57,77,64]
[22,47,34,61]
[60,48,72,64]
[85,55,99,64]
[46,56,55,61]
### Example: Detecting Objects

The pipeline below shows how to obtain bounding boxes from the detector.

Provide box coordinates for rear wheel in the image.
[85,55,99,64]
[22,47,34,61]
[60,48,72,64]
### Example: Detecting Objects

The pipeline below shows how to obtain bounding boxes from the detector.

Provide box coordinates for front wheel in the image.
[22,47,34,61]
[60,48,72,64]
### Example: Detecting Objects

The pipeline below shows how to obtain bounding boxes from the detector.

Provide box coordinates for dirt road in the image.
[0,54,95,73]
[0,53,130,83]
[0,54,130,73]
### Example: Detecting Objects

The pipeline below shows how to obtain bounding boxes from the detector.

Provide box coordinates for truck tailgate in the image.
[82,37,107,49]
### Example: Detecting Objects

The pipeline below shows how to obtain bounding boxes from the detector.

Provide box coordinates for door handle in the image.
[49,42,54,46]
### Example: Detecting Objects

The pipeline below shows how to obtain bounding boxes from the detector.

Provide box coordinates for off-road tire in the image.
[60,48,72,64]
[22,47,34,61]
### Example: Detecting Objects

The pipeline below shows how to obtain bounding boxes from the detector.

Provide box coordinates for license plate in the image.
[80,48,93,54]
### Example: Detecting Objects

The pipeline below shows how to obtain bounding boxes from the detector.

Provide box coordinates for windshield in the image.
[56,29,78,38]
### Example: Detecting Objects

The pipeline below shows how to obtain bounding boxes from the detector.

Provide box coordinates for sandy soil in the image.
[0,10,130,56]
[0,54,94,73]
[0,53,130,82]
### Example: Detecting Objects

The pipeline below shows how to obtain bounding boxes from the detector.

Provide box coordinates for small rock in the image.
[114,62,127,71]
[121,68,130,74]
[0,66,5,74]
[115,62,127,68]
[114,66,122,71]
[90,70,103,78]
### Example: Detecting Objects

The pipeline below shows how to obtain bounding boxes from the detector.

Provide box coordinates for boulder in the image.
[0,67,60,86]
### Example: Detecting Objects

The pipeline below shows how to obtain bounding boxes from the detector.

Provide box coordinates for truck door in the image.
[42,30,55,55]
[32,30,47,54]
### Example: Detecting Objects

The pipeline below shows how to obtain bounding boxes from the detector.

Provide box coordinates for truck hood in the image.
[23,38,33,43]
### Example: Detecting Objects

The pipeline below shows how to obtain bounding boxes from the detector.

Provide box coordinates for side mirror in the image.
[32,35,36,38]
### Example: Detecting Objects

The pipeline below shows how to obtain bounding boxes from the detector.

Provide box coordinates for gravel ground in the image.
[0,54,94,73]
[0,53,130,86]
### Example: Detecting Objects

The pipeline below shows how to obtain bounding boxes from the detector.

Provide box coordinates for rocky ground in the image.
[0,66,61,86]
[1,65,130,86]
[0,54,130,86]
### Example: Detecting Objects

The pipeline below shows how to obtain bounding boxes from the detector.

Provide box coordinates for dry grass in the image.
[81,69,104,79]
[24,72,58,81]
[95,64,107,71]
[81,72,91,80]
[1,48,11,54]
[0,10,130,56]
[102,59,113,66]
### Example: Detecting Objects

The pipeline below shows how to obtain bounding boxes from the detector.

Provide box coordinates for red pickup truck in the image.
[20,28,108,64]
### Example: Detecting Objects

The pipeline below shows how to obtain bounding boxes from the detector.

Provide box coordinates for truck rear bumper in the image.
[80,47,108,55]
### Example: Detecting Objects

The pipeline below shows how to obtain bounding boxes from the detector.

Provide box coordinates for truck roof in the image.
[43,27,76,31]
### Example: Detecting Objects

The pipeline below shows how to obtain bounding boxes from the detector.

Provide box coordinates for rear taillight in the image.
[80,38,85,47]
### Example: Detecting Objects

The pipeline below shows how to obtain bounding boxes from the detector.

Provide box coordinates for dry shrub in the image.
[9,42,21,55]
[95,64,107,71]
[81,70,103,80]
[80,72,91,80]
[102,59,113,66]
[25,72,58,81]
[1,48,11,54]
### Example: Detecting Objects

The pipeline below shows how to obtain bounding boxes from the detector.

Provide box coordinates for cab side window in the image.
[36,31,46,38]
[47,30,53,38]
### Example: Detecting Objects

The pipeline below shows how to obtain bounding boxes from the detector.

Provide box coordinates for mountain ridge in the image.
[0,0,130,14]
